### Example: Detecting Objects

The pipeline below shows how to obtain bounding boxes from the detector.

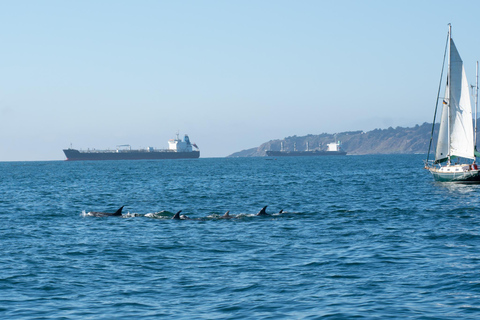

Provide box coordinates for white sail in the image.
[449,39,474,160]
[435,83,449,162]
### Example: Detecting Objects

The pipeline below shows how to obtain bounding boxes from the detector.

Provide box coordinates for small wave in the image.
[144,210,175,219]
[123,212,143,218]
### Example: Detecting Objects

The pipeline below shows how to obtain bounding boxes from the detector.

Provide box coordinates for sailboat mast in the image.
[447,24,452,163]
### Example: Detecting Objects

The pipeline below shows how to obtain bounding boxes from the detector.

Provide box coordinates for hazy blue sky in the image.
[2,0,480,160]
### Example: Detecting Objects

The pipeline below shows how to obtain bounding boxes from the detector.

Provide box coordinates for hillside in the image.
[228,122,442,157]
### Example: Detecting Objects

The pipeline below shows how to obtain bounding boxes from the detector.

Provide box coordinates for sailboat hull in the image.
[428,165,480,183]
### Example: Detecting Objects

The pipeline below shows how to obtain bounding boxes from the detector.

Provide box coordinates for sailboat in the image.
[425,24,480,183]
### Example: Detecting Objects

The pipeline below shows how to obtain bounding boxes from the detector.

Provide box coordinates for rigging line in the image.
[427,30,449,164]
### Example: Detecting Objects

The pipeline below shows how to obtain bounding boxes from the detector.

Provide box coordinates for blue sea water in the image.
[1,154,480,319]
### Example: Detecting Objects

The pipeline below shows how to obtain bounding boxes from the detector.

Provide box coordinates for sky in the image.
[2,0,480,161]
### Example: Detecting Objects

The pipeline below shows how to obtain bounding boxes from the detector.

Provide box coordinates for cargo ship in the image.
[266,141,346,157]
[63,134,200,161]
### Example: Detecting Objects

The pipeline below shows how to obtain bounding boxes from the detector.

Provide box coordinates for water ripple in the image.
[1,156,480,319]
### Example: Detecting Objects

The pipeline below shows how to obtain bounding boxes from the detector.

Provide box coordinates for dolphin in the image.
[172,210,183,220]
[172,210,190,220]
[89,206,124,217]
[256,206,269,216]
[220,210,234,219]
[278,209,283,214]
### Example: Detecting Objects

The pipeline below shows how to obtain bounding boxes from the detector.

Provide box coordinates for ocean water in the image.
[1,154,480,319]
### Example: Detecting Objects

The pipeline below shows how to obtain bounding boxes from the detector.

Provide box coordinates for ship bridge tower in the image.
[168,133,193,152]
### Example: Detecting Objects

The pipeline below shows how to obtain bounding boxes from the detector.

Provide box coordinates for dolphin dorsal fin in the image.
[172,210,182,219]
[279,209,283,214]
[257,206,268,216]
[224,211,230,217]
[114,206,124,216]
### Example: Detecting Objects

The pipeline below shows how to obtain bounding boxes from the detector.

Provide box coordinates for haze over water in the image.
[1,155,480,319]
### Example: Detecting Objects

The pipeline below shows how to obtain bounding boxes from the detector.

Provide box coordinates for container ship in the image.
[266,141,346,157]
[63,134,200,161]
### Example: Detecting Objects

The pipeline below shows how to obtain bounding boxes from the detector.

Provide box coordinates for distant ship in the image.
[266,141,347,157]
[63,134,200,161]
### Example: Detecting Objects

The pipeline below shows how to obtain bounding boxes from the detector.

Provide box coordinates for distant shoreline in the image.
[227,122,446,157]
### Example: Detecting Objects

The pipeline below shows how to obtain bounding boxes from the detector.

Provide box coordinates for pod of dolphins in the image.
[87,205,283,219]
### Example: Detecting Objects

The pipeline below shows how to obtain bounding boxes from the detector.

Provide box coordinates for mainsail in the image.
[435,82,449,162]
[435,38,474,163]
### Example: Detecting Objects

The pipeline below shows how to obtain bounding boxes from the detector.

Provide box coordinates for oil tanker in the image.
[266,141,346,157]
[63,134,200,161]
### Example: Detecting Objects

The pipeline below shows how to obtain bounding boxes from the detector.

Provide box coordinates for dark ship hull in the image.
[266,150,347,157]
[63,149,200,161]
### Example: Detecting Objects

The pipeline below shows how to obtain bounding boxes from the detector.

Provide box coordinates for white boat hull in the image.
[428,165,480,183]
